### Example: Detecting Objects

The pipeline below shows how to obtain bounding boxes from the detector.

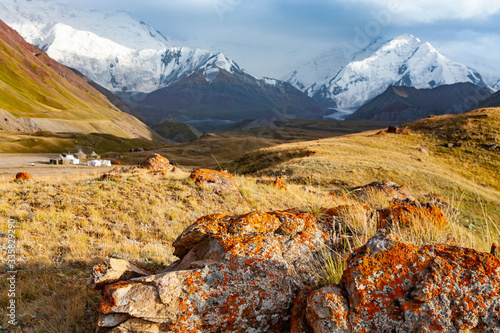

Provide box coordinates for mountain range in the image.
[0,0,327,130]
[285,34,488,113]
[0,18,155,139]
[0,0,497,130]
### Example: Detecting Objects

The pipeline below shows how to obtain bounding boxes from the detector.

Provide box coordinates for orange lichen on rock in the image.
[95,208,329,332]
[189,169,241,197]
[272,210,316,236]
[273,176,287,190]
[340,233,500,332]
[387,125,408,135]
[99,281,131,314]
[306,285,350,333]
[15,172,32,181]
[377,200,448,229]
[139,153,174,172]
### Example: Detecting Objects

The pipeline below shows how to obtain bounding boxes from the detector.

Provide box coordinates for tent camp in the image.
[49,153,82,165]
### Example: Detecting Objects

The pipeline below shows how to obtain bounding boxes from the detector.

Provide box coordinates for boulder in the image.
[139,154,174,172]
[302,233,500,332]
[94,209,327,332]
[387,126,408,135]
[377,199,448,229]
[190,169,241,197]
[88,258,149,290]
[15,172,32,181]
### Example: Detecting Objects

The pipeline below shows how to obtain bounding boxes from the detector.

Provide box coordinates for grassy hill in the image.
[227,108,500,226]
[0,19,156,140]
[0,131,166,154]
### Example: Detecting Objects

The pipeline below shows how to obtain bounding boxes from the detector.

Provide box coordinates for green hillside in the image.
[0,19,156,140]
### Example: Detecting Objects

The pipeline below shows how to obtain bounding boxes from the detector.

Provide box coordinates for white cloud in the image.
[431,32,500,79]
[340,0,500,24]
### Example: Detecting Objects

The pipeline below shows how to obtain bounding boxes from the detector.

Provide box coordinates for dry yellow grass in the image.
[0,109,498,332]
[0,168,351,332]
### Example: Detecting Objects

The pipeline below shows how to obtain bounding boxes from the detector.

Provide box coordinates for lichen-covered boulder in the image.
[190,169,241,197]
[305,286,350,333]
[307,233,500,332]
[15,172,33,181]
[139,153,174,172]
[377,200,448,229]
[94,209,327,332]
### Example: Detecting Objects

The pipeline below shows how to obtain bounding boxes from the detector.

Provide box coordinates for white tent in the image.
[87,160,111,167]
[50,153,81,165]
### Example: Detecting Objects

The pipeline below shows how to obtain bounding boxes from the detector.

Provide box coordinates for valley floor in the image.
[0,154,117,179]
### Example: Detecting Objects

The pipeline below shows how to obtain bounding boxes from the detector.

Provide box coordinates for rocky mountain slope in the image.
[346,83,493,122]
[287,34,487,113]
[477,89,500,109]
[492,79,500,91]
[0,19,155,139]
[127,68,327,127]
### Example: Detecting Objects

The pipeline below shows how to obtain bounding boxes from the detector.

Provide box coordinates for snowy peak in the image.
[284,37,385,91]
[200,53,240,83]
[287,34,487,110]
[0,0,256,93]
[0,0,172,50]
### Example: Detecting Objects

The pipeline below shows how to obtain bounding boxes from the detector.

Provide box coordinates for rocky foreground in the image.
[88,165,500,333]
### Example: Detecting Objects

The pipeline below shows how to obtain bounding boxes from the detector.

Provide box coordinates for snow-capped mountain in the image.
[287,34,487,110]
[0,0,172,51]
[284,38,386,92]
[0,0,259,93]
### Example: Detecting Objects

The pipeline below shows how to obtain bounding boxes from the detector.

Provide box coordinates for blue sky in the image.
[69,0,500,81]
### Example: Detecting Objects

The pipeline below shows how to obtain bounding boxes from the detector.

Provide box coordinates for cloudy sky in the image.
[68,0,500,82]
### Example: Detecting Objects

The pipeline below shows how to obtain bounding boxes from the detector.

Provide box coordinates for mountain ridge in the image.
[0,0,290,95]
[286,34,487,113]
[346,83,493,122]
